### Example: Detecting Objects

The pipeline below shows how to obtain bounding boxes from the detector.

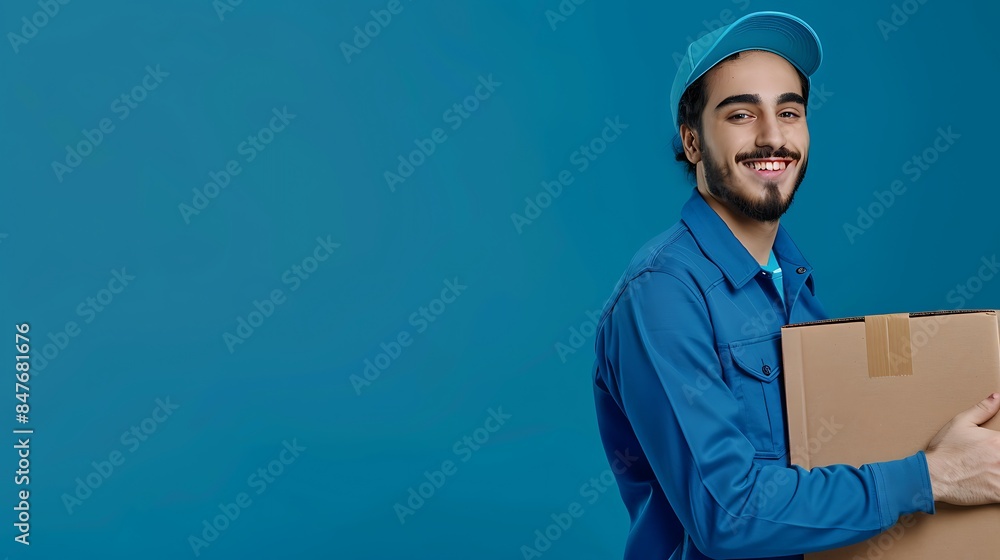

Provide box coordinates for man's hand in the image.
[925,393,1000,506]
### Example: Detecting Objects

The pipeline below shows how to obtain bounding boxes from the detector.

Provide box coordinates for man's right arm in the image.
[599,270,934,558]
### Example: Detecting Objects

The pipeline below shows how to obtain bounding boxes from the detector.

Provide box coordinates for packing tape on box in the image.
[864,313,913,378]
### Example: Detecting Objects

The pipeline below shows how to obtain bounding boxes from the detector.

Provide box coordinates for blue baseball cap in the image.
[669,11,823,135]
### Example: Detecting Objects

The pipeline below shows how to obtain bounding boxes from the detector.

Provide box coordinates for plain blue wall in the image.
[2,0,998,557]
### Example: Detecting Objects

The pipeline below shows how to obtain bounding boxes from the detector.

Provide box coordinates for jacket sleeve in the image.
[601,270,935,559]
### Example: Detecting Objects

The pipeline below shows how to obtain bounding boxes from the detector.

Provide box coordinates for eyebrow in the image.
[715,92,807,111]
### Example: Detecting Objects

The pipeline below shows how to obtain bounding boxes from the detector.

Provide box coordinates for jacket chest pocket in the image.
[723,333,787,459]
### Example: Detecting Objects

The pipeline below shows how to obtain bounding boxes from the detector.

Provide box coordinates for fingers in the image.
[959,393,1000,426]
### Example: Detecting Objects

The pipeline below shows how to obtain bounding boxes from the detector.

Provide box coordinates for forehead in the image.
[702,51,804,103]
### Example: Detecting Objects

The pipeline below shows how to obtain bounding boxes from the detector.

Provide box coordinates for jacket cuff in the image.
[869,451,936,529]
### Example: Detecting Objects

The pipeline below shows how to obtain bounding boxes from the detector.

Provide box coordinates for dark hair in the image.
[673,50,811,179]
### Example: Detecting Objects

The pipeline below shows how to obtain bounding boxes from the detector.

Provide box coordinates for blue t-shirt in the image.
[761,249,784,307]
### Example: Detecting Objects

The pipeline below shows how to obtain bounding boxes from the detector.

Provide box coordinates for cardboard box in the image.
[780,309,1000,560]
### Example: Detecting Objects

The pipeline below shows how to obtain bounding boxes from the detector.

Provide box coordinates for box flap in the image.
[783,308,997,330]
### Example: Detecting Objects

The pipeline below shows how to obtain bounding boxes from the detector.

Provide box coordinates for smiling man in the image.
[591,10,1000,560]
[687,50,807,228]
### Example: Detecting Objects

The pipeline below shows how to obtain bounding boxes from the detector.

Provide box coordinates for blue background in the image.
[2,0,998,558]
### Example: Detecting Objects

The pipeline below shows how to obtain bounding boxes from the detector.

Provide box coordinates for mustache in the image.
[735,147,802,163]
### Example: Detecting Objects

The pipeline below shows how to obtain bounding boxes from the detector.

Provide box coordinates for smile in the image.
[740,158,793,178]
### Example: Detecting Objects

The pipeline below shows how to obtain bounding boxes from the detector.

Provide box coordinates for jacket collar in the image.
[680,187,813,291]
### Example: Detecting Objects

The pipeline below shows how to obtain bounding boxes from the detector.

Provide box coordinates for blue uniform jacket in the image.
[591,187,934,559]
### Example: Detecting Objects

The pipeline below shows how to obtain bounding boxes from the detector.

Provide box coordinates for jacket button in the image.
[796,267,806,274]
[762,364,772,375]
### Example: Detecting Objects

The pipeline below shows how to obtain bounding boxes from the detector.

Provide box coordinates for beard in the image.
[701,144,808,222]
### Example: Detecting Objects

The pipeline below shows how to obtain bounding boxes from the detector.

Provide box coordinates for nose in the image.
[755,112,786,151]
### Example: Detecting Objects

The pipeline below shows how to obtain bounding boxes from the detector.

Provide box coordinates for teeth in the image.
[744,160,787,171]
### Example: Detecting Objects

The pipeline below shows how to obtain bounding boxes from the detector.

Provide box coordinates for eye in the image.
[779,110,801,119]
[728,112,753,121]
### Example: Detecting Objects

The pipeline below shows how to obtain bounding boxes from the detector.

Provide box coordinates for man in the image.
[591,11,1000,559]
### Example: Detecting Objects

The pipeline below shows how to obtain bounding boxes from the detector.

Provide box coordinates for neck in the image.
[696,185,779,266]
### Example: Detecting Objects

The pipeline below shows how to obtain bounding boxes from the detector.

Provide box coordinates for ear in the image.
[680,124,701,165]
